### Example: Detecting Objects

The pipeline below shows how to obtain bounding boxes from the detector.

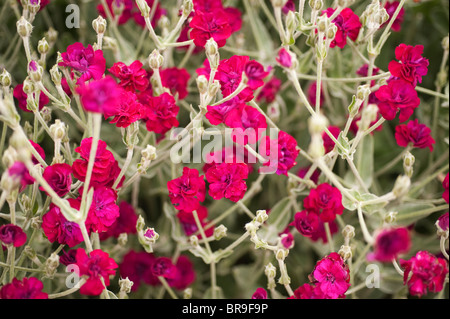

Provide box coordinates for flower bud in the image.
[308,134,325,159]
[384,211,398,224]
[275,248,289,261]
[28,61,43,83]
[358,103,378,131]
[267,102,280,122]
[213,224,227,240]
[245,221,258,234]
[37,38,49,55]
[308,113,329,135]
[2,146,18,168]
[338,245,352,261]
[208,80,221,98]
[189,235,199,247]
[118,233,128,247]
[44,253,59,279]
[41,107,52,123]
[183,288,193,299]
[326,24,338,40]
[342,225,355,239]
[148,49,164,69]
[182,0,194,17]
[205,39,220,69]
[308,0,323,11]
[141,144,157,161]
[316,16,329,33]
[265,263,277,279]
[442,35,449,52]
[50,64,62,85]
[271,0,288,8]
[392,175,411,198]
[45,27,58,44]
[0,69,12,87]
[255,210,269,224]
[49,119,66,140]
[403,151,415,178]
[136,0,150,18]
[118,277,134,297]
[17,16,33,38]
[356,84,371,102]
[23,245,37,260]
[22,77,35,94]
[196,75,208,95]
[92,16,107,35]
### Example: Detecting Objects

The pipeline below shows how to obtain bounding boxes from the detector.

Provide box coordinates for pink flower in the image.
[40,163,72,197]
[85,187,120,234]
[177,206,214,239]
[13,83,50,112]
[443,173,449,204]
[437,212,449,232]
[322,126,340,154]
[323,8,362,49]
[108,60,150,92]
[206,162,248,202]
[193,0,242,33]
[310,220,338,243]
[257,77,282,104]
[8,161,35,192]
[151,257,177,279]
[307,81,325,108]
[76,75,122,114]
[375,79,420,122]
[119,250,159,291]
[206,96,242,126]
[75,248,118,296]
[259,130,300,176]
[167,167,206,212]
[189,8,233,48]
[0,224,27,247]
[282,0,296,14]
[382,1,405,32]
[100,201,138,240]
[276,48,293,68]
[166,255,196,290]
[104,89,145,128]
[244,60,269,90]
[395,119,435,151]
[400,251,448,297]
[29,140,46,165]
[289,283,325,299]
[368,227,411,262]
[310,252,350,299]
[225,104,268,145]
[252,287,268,299]
[303,183,344,223]
[0,277,48,299]
[141,92,180,135]
[160,67,191,100]
[215,55,254,102]
[72,137,123,189]
[298,166,321,185]
[203,146,252,174]
[42,201,83,248]
[388,44,429,87]
[97,0,133,25]
[59,249,78,266]
[18,0,50,11]
[292,211,320,238]
[59,42,106,83]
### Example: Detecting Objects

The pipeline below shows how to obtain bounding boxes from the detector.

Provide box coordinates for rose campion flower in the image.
[206,96,243,126]
[29,140,46,165]
[141,92,180,135]
[443,173,449,204]
[42,201,84,248]
[244,60,269,90]
[292,211,320,238]
[99,201,139,240]
[205,162,248,202]
[13,83,50,113]
[388,44,429,87]
[104,89,145,128]
[394,119,435,152]
[215,55,254,102]
[225,104,268,145]
[40,163,72,197]
[400,251,448,298]
[167,167,206,212]
[97,0,134,25]
[160,67,191,100]
[303,183,344,223]
[322,126,341,154]
[59,42,106,84]
[382,1,405,32]
[375,79,420,122]
[151,257,177,279]
[74,248,118,296]
[0,277,48,299]
[85,187,120,234]
[323,8,362,49]
[368,227,411,262]
[437,212,449,233]
[7,161,35,192]
[289,283,326,299]
[252,287,268,299]
[132,0,166,28]
[189,9,233,48]
[108,60,150,92]
[276,48,293,68]
[76,76,122,114]
[257,77,282,104]
[119,250,159,291]
[0,224,27,247]
[166,255,196,291]
[177,206,214,239]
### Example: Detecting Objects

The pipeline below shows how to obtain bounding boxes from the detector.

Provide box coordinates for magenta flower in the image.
[177,206,214,239]
[375,79,420,122]
[76,76,121,114]
[42,201,83,248]
[303,183,344,223]
[395,119,435,151]
[292,211,320,238]
[215,55,254,102]
[13,83,49,113]
[0,277,48,299]
[437,212,449,232]
[0,224,27,248]
[298,166,321,185]
[322,125,341,154]
[382,1,405,32]
[40,163,72,197]
[8,161,35,192]
[99,201,138,240]
[108,60,150,92]
[119,250,159,291]
[206,96,243,126]
[189,8,233,48]
[142,92,180,135]
[276,48,293,68]
[166,255,196,290]
[289,283,325,299]
[206,162,248,202]
[167,167,206,212]
[59,42,106,83]
[225,104,268,145]
[151,257,177,279]
[97,0,134,25]
[388,44,429,87]
[75,248,118,296]
[323,8,362,49]
[257,77,282,104]
[368,227,411,262]
[443,173,449,204]
[193,0,242,33]
[307,81,325,108]
[29,140,46,165]
[132,0,166,28]
[310,252,350,299]
[244,60,269,90]
[282,0,296,14]
[252,287,268,299]
[104,89,145,128]
[259,130,300,176]
[85,187,120,234]
[160,67,191,100]
[400,251,448,298]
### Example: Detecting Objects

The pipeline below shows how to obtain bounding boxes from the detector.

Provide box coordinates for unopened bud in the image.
[92,16,107,34]
[23,245,37,260]
[37,38,49,55]
[308,0,323,11]
[213,225,227,240]
[45,27,58,44]
[359,103,378,131]
[308,134,325,159]
[148,49,164,69]
[118,277,134,297]
[392,175,411,198]
[28,61,43,83]
[356,84,371,102]
[208,80,221,98]
[196,75,208,95]
[0,69,12,87]
[342,225,355,239]
[182,0,193,17]
[49,119,66,140]
[118,233,128,247]
[205,39,220,69]
[255,210,269,224]
[22,77,35,94]
[136,0,150,17]
[308,113,329,135]
[17,16,33,37]
[442,35,449,52]
[403,151,415,178]
[272,0,288,8]
[50,64,62,85]
[384,211,398,224]
[265,263,277,279]
[316,16,329,33]
[189,235,199,247]
[245,221,258,234]
[44,253,59,279]
[183,288,193,299]
[141,144,157,161]
[275,248,289,261]
[267,102,280,122]
[326,24,337,40]
[338,245,352,261]
[41,107,52,123]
